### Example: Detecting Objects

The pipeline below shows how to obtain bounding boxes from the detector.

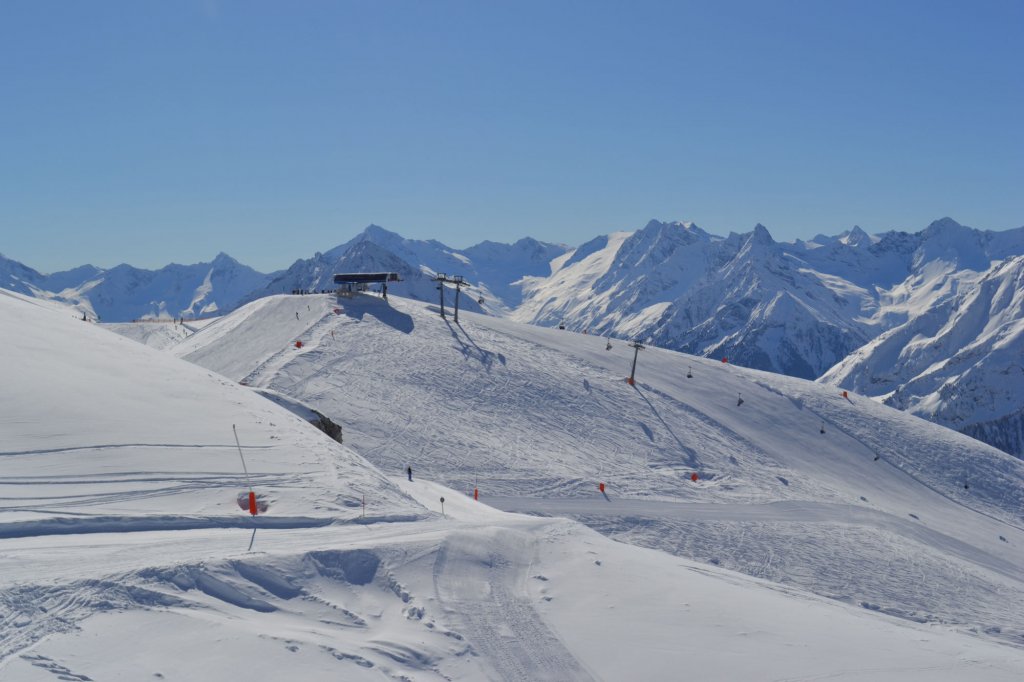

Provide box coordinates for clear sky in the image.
[2,0,1021,272]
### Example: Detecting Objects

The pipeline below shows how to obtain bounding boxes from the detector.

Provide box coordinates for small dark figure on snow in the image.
[407,466,413,482]
[295,311,300,320]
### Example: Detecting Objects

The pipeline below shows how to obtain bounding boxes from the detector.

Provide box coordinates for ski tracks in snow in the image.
[432,529,593,682]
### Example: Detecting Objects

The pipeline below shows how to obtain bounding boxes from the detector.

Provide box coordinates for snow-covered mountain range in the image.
[4,216,1022,456]
[243,224,566,315]
[514,217,1023,375]
[0,251,272,321]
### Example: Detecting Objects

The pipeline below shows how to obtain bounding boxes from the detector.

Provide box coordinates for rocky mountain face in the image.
[820,255,1024,457]
[514,220,874,379]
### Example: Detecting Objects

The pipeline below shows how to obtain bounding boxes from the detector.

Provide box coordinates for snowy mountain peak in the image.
[211,251,240,267]
[359,223,401,241]
[923,216,966,236]
[736,224,777,260]
[843,225,871,247]
[914,216,989,272]
[750,223,775,244]
[640,218,703,235]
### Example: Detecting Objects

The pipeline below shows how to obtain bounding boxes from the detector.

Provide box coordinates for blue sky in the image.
[2,0,1021,272]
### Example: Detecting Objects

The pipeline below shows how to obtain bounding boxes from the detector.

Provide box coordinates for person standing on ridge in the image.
[407,466,413,482]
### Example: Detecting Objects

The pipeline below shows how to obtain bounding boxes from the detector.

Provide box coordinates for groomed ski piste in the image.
[1,289,1023,680]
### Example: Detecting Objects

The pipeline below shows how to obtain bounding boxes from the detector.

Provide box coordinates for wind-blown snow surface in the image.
[175,293,1024,651]
[10,290,1024,679]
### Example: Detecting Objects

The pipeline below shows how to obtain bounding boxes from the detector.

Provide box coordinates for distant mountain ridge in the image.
[513,217,1023,374]
[0,251,274,321]
[1,228,569,321]
[244,224,567,314]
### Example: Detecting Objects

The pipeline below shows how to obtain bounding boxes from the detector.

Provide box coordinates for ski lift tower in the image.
[627,340,645,386]
[433,273,447,318]
[433,274,470,322]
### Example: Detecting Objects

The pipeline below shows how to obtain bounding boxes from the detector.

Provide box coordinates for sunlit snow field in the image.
[2,288,1024,680]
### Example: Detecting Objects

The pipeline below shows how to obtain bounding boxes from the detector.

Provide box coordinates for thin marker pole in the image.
[233,424,258,516]
[233,424,254,491]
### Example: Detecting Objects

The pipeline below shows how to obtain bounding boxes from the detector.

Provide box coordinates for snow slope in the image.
[102,320,194,349]
[8,480,1024,681]
[9,287,1024,679]
[174,292,1024,647]
[0,288,419,528]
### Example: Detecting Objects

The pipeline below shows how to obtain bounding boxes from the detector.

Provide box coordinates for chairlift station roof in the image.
[333,272,401,284]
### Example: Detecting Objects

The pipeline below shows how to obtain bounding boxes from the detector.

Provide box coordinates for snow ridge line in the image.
[0,513,422,540]
[239,307,338,386]
[0,443,274,457]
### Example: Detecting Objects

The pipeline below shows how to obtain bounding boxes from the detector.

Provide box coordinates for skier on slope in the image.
[407,465,413,482]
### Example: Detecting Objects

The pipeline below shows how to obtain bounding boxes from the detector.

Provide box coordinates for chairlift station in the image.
[333,272,401,299]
